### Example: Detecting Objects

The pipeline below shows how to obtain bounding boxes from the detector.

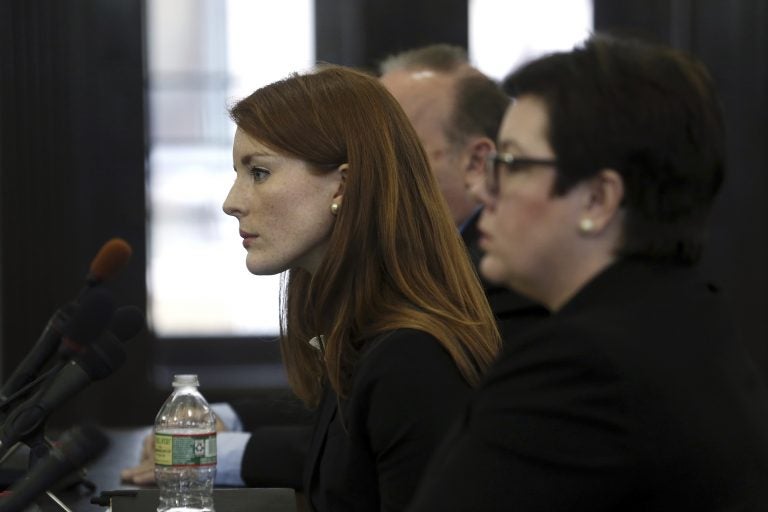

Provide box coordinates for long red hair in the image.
[230,66,500,406]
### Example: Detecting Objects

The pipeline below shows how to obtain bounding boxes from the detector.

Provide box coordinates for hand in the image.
[120,432,156,485]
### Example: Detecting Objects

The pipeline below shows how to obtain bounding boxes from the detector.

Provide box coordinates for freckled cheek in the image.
[250,197,274,219]
[274,196,330,242]
[243,192,289,243]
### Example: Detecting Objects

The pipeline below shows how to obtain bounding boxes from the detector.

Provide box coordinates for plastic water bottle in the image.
[154,374,217,512]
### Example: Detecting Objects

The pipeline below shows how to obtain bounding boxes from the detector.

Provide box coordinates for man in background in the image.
[379,44,548,340]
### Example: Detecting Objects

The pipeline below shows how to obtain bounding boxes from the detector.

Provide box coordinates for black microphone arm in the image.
[0,331,126,460]
[0,237,131,408]
[0,304,144,460]
[0,287,116,412]
[0,304,76,405]
[0,424,109,512]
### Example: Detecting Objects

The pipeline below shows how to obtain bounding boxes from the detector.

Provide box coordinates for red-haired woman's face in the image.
[223,128,343,276]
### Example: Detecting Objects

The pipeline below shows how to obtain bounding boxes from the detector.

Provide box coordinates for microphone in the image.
[109,305,146,343]
[0,288,116,410]
[84,306,145,371]
[84,238,132,288]
[0,238,132,407]
[0,313,137,458]
[57,287,117,360]
[0,424,109,512]
[0,306,74,406]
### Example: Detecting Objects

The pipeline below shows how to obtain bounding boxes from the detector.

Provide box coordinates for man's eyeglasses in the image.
[484,152,558,196]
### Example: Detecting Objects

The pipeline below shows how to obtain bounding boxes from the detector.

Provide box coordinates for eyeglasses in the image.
[484,152,559,197]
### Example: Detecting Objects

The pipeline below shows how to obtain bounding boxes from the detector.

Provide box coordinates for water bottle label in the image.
[155,433,217,466]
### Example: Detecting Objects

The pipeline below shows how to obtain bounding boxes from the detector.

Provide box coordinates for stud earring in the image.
[330,203,340,215]
[579,218,594,233]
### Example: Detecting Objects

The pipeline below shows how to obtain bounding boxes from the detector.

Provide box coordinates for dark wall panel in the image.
[316,0,468,71]
[0,0,161,426]
[693,1,768,376]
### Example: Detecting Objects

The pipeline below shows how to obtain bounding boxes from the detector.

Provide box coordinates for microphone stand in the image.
[26,427,51,470]
[27,427,74,512]
[13,426,86,512]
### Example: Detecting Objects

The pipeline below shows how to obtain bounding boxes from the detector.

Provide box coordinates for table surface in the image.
[5,428,298,512]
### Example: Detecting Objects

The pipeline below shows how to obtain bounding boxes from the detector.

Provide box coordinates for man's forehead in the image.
[381,67,455,85]
[409,69,438,80]
[382,70,455,100]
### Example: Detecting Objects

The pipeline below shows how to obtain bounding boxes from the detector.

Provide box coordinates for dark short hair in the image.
[503,34,725,264]
[448,72,510,146]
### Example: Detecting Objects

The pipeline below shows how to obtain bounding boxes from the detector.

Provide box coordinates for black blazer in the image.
[409,259,768,511]
[304,329,472,512]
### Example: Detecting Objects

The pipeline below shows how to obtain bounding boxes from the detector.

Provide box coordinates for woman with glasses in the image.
[222,65,501,512]
[408,35,768,511]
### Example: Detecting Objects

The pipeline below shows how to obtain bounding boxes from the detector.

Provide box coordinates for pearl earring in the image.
[330,203,340,215]
[579,218,594,233]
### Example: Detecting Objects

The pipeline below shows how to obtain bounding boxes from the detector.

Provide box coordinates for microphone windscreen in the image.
[109,305,146,343]
[88,238,132,284]
[62,288,116,349]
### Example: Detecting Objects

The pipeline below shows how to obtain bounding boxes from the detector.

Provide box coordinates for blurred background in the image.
[1,0,765,427]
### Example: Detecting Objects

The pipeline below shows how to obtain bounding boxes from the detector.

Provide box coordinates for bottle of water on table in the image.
[154,374,217,512]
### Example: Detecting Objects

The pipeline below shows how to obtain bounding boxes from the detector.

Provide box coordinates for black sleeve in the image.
[229,389,315,430]
[230,390,316,489]
[240,425,313,489]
